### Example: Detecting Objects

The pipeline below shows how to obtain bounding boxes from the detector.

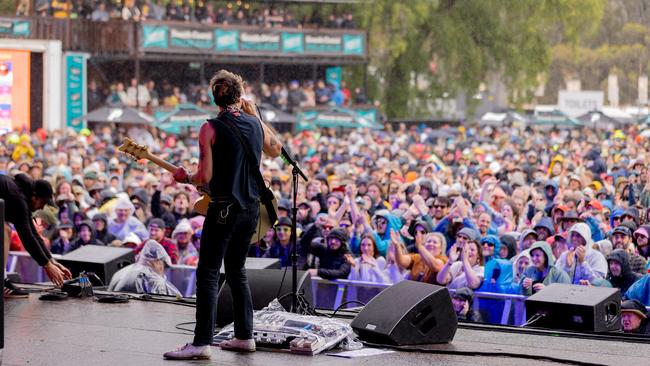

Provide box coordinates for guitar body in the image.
[252,196,278,244]
[118,137,279,244]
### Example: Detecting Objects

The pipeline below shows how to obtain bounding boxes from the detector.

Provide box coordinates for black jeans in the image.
[193,200,259,346]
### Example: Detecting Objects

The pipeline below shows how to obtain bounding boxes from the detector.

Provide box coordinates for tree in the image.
[354,0,606,118]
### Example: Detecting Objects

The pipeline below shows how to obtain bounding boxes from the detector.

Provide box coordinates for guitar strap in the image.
[212,116,278,226]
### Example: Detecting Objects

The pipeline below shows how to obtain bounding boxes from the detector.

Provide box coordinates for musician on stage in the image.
[164,70,282,360]
[0,173,72,296]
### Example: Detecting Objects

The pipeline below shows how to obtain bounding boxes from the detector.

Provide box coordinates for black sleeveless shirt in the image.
[208,108,263,209]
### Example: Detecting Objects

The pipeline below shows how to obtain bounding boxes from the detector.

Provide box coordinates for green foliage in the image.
[354,0,606,118]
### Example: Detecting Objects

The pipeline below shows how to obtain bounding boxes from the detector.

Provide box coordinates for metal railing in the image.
[8,251,650,326]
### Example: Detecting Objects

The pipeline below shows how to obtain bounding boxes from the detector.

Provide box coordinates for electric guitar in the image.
[118,137,277,243]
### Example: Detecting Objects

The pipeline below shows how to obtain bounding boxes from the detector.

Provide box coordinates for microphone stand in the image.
[255,105,308,313]
[287,151,308,312]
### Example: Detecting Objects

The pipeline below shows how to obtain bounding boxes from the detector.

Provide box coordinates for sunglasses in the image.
[416,229,427,234]
[481,242,495,247]
[433,204,447,209]
[339,223,351,228]
[275,227,291,232]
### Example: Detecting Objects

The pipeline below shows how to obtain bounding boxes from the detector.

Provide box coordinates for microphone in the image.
[281,147,308,181]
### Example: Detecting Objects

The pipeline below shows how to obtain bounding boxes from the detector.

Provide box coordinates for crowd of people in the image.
[18,0,357,29]
[3,96,650,334]
[92,77,369,112]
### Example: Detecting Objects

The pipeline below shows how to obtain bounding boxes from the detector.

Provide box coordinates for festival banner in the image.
[65,52,88,132]
[142,24,169,49]
[215,29,238,52]
[240,32,280,51]
[140,23,366,59]
[325,66,342,86]
[170,27,213,49]
[342,34,364,55]
[0,19,30,37]
[305,34,342,53]
[281,32,304,53]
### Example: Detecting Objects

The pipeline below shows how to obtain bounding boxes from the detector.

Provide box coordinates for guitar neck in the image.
[145,153,178,174]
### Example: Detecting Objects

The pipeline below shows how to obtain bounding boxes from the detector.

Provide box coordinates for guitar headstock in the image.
[118,137,151,161]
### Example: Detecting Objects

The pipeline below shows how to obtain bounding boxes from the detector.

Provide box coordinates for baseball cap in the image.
[612,226,632,237]
[452,287,474,302]
[33,179,56,208]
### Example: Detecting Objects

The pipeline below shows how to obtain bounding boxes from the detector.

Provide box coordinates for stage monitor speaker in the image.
[58,246,135,286]
[219,257,281,272]
[217,269,312,327]
[351,281,457,345]
[525,283,621,332]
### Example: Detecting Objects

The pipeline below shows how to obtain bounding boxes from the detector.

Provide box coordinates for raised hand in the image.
[523,278,533,289]
[449,243,460,262]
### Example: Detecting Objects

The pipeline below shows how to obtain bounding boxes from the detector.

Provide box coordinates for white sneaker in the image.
[219,338,256,352]
[163,343,211,360]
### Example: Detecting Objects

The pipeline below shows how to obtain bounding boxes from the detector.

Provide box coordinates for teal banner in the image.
[356,108,378,124]
[215,29,238,51]
[305,34,342,53]
[140,23,366,59]
[170,27,213,49]
[343,34,364,55]
[142,25,168,48]
[0,19,30,37]
[325,67,342,86]
[240,32,280,51]
[282,32,304,53]
[65,53,88,132]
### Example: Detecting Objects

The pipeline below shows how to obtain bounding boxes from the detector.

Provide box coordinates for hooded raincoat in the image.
[556,223,608,284]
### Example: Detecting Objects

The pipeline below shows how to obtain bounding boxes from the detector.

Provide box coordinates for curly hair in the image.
[209,69,244,108]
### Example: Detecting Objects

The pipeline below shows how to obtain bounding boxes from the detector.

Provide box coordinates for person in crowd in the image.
[391,230,447,284]
[108,240,181,296]
[556,222,607,284]
[136,218,178,265]
[499,234,517,260]
[480,235,501,263]
[451,287,483,322]
[611,225,648,274]
[107,197,148,241]
[606,249,641,295]
[436,227,485,290]
[620,299,650,335]
[264,217,293,267]
[306,228,351,280]
[511,249,531,284]
[92,213,117,245]
[625,274,650,306]
[520,241,570,295]
[634,226,650,260]
[348,234,391,284]
[70,220,104,250]
[50,223,76,255]
[172,219,198,266]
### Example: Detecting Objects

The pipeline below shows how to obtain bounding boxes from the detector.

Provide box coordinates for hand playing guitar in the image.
[173,167,190,184]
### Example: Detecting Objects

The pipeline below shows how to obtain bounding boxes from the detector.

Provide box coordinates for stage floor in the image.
[3,294,650,366]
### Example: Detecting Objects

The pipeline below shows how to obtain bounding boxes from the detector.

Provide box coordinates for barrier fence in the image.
[8,251,648,326]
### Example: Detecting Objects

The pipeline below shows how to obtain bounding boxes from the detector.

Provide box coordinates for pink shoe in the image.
[163,343,211,360]
[219,338,256,352]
